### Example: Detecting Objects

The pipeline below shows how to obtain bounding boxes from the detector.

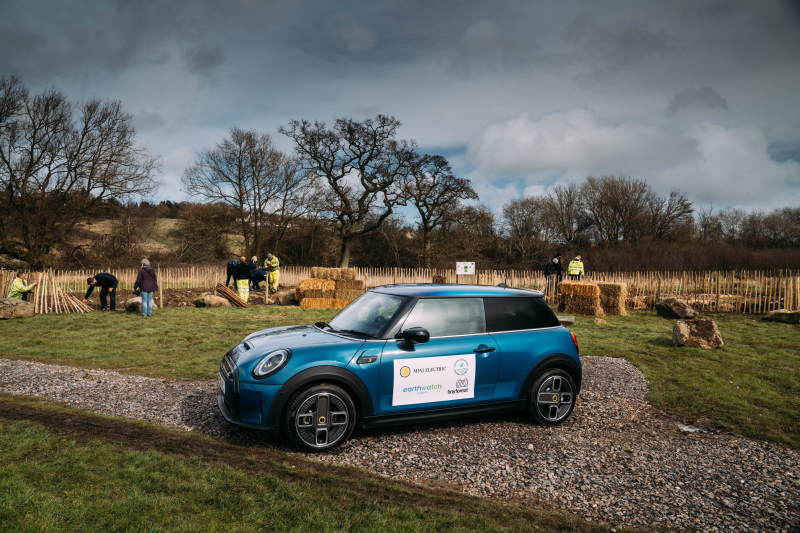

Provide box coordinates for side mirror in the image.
[401,327,430,345]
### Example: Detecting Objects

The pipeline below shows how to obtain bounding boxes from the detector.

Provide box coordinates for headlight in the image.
[252,349,291,378]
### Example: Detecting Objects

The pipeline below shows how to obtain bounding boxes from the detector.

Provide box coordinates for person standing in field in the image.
[264,253,280,293]
[133,258,158,317]
[567,255,585,280]
[233,255,252,302]
[84,272,119,311]
[544,253,563,294]
[7,272,38,301]
[225,256,238,287]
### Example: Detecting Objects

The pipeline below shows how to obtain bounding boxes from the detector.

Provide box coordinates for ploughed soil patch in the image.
[0,394,621,533]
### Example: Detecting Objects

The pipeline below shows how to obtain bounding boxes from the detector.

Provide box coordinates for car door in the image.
[376,297,500,415]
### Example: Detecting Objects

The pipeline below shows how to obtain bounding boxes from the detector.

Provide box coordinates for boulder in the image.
[194,294,231,308]
[0,298,35,319]
[125,296,158,313]
[672,319,724,349]
[762,309,800,324]
[656,297,698,319]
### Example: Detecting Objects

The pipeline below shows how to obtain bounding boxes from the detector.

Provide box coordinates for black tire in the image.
[284,383,356,452]
[528,368,577,425]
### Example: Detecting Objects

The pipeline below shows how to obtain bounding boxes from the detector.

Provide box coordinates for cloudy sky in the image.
[3,0,799,211]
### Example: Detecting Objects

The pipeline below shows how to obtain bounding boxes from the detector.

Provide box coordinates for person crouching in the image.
[84,272,118,311]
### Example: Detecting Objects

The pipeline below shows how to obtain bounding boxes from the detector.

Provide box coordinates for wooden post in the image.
[158,264,164,310]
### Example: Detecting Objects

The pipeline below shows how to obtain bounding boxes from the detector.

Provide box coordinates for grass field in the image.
[0,306,798,448]
[0,394,625,533]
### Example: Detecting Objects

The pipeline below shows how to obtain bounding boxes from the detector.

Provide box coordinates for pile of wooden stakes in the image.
[32,270,93,314]
[214,283,248,307]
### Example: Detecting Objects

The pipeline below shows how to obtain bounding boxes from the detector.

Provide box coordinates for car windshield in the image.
[327,292,406,338]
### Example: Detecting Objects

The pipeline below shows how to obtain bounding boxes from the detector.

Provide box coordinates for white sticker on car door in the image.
[392,353,475,406]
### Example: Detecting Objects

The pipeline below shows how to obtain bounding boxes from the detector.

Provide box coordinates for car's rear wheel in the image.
[528,368,576,425]
[285,383,356,452]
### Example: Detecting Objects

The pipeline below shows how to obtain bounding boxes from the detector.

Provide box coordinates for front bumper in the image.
[217,350,280,431]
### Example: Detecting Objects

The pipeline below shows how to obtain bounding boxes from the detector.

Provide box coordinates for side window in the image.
[402,298,486,337]
[484,297,560,332]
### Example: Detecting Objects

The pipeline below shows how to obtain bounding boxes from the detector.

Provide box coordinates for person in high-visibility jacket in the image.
[264,253,280,292]
[7,272,38,301]
[567,255,585,280]
[233,256,252,302]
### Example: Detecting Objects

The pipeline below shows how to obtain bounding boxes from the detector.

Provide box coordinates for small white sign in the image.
[456,261,475,275]
[392,353,476,406]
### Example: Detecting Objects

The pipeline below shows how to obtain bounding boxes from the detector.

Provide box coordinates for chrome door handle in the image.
[475,345,495,353]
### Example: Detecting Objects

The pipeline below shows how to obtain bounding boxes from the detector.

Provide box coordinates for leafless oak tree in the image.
[407,154,477,267]
[183,127,312,257]
[281,114,416,267]
[0,76,157,266]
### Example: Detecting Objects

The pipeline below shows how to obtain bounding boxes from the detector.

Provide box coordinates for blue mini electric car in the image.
[218,284,581,451]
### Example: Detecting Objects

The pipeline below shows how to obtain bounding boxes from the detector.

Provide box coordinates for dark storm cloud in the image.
[667,87,728,116]
[185,46,225,76]
[1,0,798,208]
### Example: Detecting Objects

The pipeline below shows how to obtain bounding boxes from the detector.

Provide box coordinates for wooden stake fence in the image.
[2,267,798,313]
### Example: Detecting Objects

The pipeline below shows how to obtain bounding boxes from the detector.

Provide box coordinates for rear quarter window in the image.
[484,297,560,332]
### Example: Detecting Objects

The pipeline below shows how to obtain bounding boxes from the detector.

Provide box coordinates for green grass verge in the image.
[0,395,623,533]
[1,306,797,448]
[570,312,800,448]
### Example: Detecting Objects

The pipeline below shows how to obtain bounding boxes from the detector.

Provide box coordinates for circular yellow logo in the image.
[318,416,326,425]
[552,394,559,402]
[399,366,411,378]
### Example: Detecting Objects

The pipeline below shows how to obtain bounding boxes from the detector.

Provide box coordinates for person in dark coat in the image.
[250,268,267,291]
[233,256,253,302]
[133,258,158,317]
[225,257,239,287]
[83,272,118,311]
[544,253,563,296]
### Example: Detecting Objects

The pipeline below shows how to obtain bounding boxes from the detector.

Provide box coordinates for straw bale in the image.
[335,279,365,290]
[558,282,600,298]
[309,267,357,280]
[558,282,604,317]
[296,288,335,299]
[334,289,364,301]
[298,278,336,291]
[299,298,351,309]
[596,281,628,316]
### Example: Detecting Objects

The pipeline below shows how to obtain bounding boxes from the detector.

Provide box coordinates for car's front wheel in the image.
[285,383,356,451]
[528,368,577,425]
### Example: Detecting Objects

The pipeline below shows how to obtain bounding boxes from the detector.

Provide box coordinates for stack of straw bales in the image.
[596,282,628,316]
[558,282,605,318]
[432,274,447,284]
[297,268,365,309]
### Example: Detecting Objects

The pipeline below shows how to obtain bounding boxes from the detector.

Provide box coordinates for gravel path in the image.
[1,356,798,532]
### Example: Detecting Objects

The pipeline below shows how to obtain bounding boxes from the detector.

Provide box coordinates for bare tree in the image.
[541,183,589,245]
[0,76,157,266]
[580,176,652,244]
[645,190,694,241]
[502,196,553,264]
[183,128,310,257]
[407,154,477,267]
[281,114,416,267]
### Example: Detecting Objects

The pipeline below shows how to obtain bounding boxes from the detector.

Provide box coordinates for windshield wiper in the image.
[336,329,375,338]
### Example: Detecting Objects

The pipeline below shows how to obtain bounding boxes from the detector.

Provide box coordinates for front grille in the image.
[220,350,240,414]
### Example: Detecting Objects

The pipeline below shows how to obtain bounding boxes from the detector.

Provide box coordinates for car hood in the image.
[235,325,357,363]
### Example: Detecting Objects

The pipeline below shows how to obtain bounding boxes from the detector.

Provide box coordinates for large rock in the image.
[656,297,698,319]
[194,294,231,308]
[673,319,724,349]
[762,309,800,324]
[0,298,35,319]
[125,296,158,313]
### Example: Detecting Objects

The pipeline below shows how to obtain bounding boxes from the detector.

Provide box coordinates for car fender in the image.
[266,365,374,427]
[520,353,582,399]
